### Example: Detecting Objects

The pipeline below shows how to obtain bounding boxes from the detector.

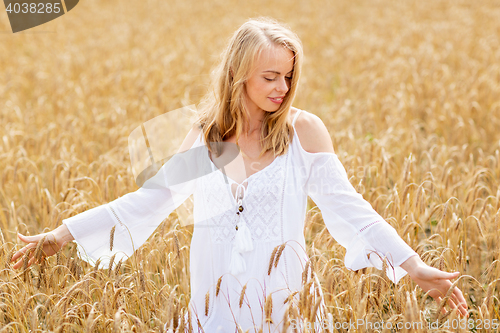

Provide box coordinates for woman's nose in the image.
[276,77,289,93]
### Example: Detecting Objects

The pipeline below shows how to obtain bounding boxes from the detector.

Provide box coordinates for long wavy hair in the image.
[194,17,303,159]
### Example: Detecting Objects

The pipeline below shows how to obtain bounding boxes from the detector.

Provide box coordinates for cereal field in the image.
[1,0,500,331]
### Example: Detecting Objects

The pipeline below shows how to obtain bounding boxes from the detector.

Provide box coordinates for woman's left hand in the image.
[401,255,468,317]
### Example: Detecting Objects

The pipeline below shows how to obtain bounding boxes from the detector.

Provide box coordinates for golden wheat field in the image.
[1,0,500,331]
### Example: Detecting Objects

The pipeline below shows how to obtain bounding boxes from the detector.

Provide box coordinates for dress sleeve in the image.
[303,152,418,284]
[63,136,207,268]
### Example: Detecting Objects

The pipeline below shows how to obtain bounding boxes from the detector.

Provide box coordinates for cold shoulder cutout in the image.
[292,109,335,155]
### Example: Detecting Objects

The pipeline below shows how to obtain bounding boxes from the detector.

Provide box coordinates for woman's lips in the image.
[269,97,284,104]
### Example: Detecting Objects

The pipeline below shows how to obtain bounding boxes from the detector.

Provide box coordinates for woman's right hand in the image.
[11,224,74,270]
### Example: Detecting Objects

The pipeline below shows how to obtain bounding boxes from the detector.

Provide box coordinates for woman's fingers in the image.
[432,270,459,281]
[12,247,33,270]
[448,294,470,317]
[443,275,467,317]
[436,287,468,318]
[452,288,469,317]
[27,255,38,268]
[436,297,447,315]
[17,233,49,244]
[447,297,458,312]
[11,242,37,262]
[12,254,29,269]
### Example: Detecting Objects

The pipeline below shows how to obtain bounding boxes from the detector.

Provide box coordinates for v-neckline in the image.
[207,149,286,187]
[200,108,300,200]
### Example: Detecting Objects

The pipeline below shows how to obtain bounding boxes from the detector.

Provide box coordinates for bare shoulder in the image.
[293,109,335,154]
[177,123,202,153]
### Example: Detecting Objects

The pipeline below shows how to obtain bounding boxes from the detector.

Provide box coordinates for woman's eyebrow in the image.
[262,70,294,75]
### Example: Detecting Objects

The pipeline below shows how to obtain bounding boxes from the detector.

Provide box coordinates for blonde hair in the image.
[195,17,303,158]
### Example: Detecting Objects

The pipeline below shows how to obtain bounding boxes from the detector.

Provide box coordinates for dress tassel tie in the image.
[229,183,253,276]
[233,220,253,252]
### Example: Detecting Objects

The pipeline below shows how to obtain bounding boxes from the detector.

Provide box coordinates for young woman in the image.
[12,17,468,332]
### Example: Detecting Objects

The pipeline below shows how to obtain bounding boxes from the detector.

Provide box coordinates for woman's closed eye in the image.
[264,76,292,82]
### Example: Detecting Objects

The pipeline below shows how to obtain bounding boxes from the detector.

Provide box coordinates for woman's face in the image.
[243,45,294,115]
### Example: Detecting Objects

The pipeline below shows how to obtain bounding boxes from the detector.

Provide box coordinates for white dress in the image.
[63,109,418,332]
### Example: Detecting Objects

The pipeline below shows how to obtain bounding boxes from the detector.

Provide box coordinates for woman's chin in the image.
[262,103,282,112]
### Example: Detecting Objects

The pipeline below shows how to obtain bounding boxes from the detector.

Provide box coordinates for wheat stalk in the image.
[109,225,116,252]
[264,293,273,324]
[239,284,247,308]
[205,290,210,317]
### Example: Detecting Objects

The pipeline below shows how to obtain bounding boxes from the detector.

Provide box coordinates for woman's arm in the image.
[12,124,202,270]
[295,110,468,317]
